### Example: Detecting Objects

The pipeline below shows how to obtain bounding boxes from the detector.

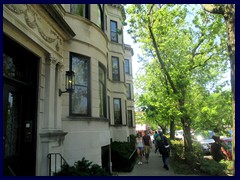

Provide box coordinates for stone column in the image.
[55,61,64,129]
[44,54,57,129]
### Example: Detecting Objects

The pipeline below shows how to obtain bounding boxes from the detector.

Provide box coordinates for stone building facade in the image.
[3,4,135,176]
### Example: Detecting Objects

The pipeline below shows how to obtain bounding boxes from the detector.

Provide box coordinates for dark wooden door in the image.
[3,35,38,176]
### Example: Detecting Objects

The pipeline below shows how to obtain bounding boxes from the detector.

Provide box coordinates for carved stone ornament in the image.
[5,4,61,52]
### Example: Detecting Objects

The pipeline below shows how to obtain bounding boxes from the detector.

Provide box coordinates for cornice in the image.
[108,4,126,20]
[41,4,76,40]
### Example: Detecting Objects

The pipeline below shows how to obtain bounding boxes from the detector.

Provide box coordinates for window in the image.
[108,96,110,119]
[97,4,104,31]
[126,83,131,99]
[123,62,125,83]
[70,4,90,19]
[99,63,106,118]
[105,15,107,31]
[112,57,120,81]
[70,53,90,116]
[113,98,122,125]
[110,20,118,42]
[128,110,133,127]
[125,59,130,75]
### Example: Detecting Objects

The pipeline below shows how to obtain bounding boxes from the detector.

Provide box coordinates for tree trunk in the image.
[224,4,235,164]
[202,5,235,174]
[179,98,193,154]
[170,117,175,139]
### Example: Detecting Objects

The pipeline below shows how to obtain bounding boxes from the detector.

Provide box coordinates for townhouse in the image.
[3,4,135,176]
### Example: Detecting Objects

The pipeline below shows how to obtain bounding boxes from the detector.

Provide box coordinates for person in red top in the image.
[142,130,152,163]
[210,135,226,162]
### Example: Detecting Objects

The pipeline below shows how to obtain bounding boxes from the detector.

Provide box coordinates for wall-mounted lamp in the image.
[59,70,75,96]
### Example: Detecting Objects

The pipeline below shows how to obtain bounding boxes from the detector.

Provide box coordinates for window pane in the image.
[128,110,132,127]
[111,32,117,42]
[126,83,131,99]
[97,5,104,30]
[99,83,104,116]
[71,53,89,115]
[99,66,105,83]
[5,91,19,157]
[99,65,106,117]
[3,54,27,82]
[110,21,117,42]
[110,21,117,31]
[112,57,119,81]
[70,4,85,17]
[125,59,130,74]
[113,98,121,125]
[72,56,88,86]
[97,7,101,28]
[72,86,88,114]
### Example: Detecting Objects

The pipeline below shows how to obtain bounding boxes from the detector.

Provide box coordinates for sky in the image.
[123,25,141,79]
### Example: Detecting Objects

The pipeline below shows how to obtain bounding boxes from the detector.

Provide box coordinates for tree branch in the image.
[148,23,178,94]
[147,4,155,15]
[201,4,224,15]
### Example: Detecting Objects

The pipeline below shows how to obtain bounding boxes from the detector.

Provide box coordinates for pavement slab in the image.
[116,148,176,176]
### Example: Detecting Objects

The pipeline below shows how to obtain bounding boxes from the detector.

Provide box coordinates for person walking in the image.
[135,132,144,165]
[142,130,152,163]
[210,135,226,162]
[153,130,159,153]
[156,131,170,170]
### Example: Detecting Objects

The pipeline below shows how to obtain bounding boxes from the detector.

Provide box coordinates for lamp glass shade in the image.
[65,70,75,92]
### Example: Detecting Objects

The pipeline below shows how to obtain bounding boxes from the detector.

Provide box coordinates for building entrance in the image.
[3,35,39,175]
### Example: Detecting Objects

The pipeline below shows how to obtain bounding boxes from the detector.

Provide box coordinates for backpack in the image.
[157,136,170,154]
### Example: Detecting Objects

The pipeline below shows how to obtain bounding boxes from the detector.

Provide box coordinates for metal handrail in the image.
[47,153,68,176]
[129,149,136,160]
[8,166,16,176]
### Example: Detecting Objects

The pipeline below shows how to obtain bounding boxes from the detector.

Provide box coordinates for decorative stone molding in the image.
[57,62,65,71]
[124,44,134,56]
[40,130,68,146]
[109,4,126,20]
[5,4,61,52]
[46,54,58,66]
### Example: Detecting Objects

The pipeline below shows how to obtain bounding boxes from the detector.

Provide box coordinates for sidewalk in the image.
[116,148,176,176]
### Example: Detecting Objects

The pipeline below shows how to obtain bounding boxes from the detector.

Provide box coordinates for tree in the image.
[127,4,229,159]
[202,3,235,168]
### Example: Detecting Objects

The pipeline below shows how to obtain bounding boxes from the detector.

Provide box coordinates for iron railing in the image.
[47,153,68,176]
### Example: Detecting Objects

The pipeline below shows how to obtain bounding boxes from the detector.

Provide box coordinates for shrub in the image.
[200,159,226,176]
[111,141,137,172]
[170,139,233,176]
[170,140,185,161]
[221,160,234,176]
[54,157,110,176]
[129,134,136,147]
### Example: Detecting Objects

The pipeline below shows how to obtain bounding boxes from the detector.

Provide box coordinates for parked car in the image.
[220,137,232,160]
[192,130,215,155]
[175,130,184,140]
[199,138,215,155]
[192,130,214,141]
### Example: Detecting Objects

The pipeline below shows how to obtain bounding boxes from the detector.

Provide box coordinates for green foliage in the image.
[127,4,231,139]
[54,157,110,176]
[170,140,234,175]
[170,140,185,161]
[199,159,226,175]
[111,141,137,172]
[129,134,137,147]
[221,160,234,176]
